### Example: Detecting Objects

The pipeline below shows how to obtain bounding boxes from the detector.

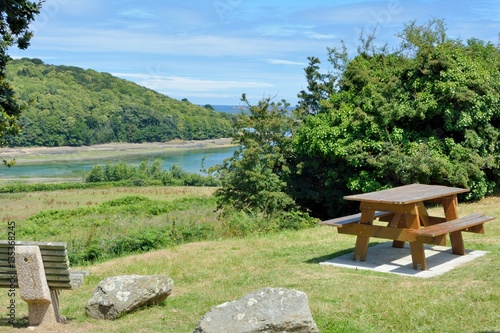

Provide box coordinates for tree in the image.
[1,0,42,165]
[292,19,500,218]
[212,94,299,216]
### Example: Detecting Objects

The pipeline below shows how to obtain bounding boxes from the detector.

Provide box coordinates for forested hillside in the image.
[5,58,234,147]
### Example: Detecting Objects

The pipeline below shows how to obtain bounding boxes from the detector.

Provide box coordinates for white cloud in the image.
[266,59,307,66]
[118,8,156,20]
[257,24,315,37]
[113,73,274,92]
[306,32,337,40]
[33,28,323,58]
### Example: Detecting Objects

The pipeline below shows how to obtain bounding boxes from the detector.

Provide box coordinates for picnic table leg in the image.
[387,213,405,248]
[409,242,427,270]
[352,209,376,261]
[442,196,466,255]
[405,208,427,270]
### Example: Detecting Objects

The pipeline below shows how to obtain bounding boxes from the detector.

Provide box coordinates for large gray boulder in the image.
[193,287,319,333]
[86,274,173,320]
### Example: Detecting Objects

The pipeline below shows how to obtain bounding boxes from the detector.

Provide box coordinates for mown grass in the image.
[0,189,498,332]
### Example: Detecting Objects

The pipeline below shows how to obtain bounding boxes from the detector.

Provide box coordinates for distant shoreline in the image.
[0,138,234,164]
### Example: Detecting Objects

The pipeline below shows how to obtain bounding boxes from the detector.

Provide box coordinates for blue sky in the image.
[9,0,500,106]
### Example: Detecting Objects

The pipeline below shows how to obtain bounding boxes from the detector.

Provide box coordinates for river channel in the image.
[0,146,236,183]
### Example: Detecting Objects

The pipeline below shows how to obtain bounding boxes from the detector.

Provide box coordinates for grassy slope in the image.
[0,190,498,333]
[0,186,217,222]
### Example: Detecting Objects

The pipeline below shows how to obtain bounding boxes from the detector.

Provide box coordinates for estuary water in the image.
[0,146,236,182]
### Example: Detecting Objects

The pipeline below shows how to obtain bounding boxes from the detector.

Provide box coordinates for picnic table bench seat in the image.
[319,211,392,227]
[409,213,495,237]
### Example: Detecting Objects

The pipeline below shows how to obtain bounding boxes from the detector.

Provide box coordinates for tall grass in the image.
[7,195,220,264]
[0,186,216,222]
[1,187,315,265]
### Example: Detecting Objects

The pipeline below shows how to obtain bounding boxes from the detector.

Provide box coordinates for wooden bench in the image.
[0,241,87,323]
[408,213,495,251]
[320,211,392,227]
[409,213,494,237]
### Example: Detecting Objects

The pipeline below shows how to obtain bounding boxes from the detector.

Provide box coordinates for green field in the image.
[0,187,498,332]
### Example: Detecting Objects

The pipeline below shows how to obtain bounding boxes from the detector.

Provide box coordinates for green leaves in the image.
[1,1,42,147]
[213,95,301,217]
[293,19,500,217]
[84,160,220,187]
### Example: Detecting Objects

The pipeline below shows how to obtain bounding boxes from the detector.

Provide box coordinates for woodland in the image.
[5,58,235,147]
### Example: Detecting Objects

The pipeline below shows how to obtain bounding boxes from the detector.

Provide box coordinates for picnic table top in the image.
[344,184,469,205]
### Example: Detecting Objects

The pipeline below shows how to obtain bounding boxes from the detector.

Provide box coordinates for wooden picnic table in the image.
[321,184,495,270]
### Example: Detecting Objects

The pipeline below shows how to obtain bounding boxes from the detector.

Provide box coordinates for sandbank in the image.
[0,138,234,164]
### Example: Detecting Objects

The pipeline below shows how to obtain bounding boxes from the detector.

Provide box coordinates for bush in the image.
[292,19,500,218]
[84,160,221,187]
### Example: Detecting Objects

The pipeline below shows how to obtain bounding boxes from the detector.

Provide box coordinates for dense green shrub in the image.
[291,20,500,218]
[212,96,302,214]
[84,160,221,187]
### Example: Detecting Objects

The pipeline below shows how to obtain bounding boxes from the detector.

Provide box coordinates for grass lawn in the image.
[0,189,498,332]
